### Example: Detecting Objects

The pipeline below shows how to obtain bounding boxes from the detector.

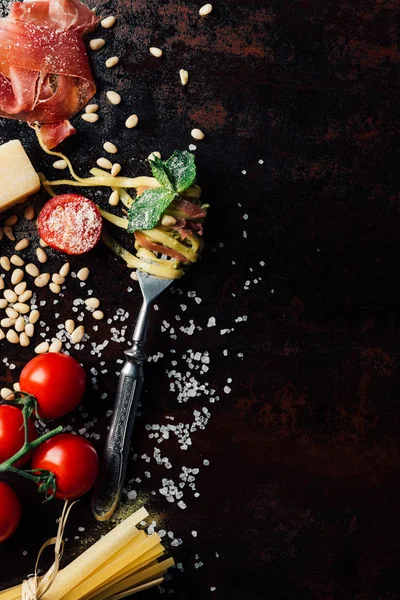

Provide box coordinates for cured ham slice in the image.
[0,0,97,148]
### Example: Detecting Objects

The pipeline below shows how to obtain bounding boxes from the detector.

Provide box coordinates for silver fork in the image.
[92,267,174,521]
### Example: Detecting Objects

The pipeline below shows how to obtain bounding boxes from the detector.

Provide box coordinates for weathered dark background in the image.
[0,0,400,598]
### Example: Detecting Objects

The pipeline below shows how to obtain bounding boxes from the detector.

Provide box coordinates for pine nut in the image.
[70,325,85,343]
[4,226,15,241]
[10,255,24,266]
[65,319,75,334]
[125,114,138,129]
[179,69,189,85]
[130,271,138,281]
[14,282,26,295]
[25,323,34,337]
[97,157,113,170]
[29,310,40,324]
[39,238,48,248]
[1,256,11,271]
[109,190,120,206]
[49,283,60,294]
[85,297,100,309]
[0,329,4,340]
[1,318,16,328]
[49,339,62,353]
[101,15,116,28]
[20,332,30,347]
[35,341,49,354]
[34,273,50,288]
[199,3,213,16]
[5,307,18,319]
[15,238,29,251]
[25,263,39,277]
[77,267,90,281]
[1,388,14,400]
[53,159,67,170]
[111,163,121,176]
[11,269,24,285]
[59,262,70,277]
[13,303,30,314]
[148,151,161,161]
[0,278,4,290]
[18,290,32,303]
[6,329,19,344]
[52,274,65,285]
[82,113,99,123]
[13,382,20,391]
[85,104,99,113]
[5,215,17,226]
[103,141,118,154]
[4,289,17,303]
[149,47,163,57]
[15,316,25,332]
[90,38,105,51]
[106,90,121,105]
[24,205,35,220]
[92,310,104,320]
[36,248,47,263]
[191,128,205,140]
[105,56,119,68]
[161,215,177,226]
[0,299,7,309]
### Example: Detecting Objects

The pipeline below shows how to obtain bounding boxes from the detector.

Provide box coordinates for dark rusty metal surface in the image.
[0,0,400,598]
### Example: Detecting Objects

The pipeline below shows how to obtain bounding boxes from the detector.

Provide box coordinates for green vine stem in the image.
[0,394,62,500]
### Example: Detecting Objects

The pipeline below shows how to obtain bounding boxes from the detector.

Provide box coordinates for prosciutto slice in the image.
[0,0,97,147]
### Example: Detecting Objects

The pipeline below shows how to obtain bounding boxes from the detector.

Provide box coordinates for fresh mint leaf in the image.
[127,188,176,231]
[149,156,175,193]
[165,150,196,193]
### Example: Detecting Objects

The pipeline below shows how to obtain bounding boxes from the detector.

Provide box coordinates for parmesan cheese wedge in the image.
[0,140,40,213]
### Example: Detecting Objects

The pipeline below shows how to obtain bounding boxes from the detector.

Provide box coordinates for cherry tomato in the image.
[19,353,86,420]
[37,194,102,255]
[0,405,37,467]
[0,482,21,542]
[32,434,99,500]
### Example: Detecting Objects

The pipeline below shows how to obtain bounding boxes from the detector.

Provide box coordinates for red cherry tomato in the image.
[0,405,37,467]
[0,482,21,542]
[19,353,86,420]
[37,194,102,255]
[32,434,99,500]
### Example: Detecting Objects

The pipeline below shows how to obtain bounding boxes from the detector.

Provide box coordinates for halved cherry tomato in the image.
[19,353,86,420]
[0,405,37,467]
[37,194,102,255]
[0,482,21,542]
[32,434,99,500]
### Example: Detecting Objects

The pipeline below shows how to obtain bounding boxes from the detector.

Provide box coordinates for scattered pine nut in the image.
[92,310,104,320]
[52,274,65,285]
[14,282,26,295]
[65,319,75,334]
[130,271,138,281]
[125,114,138,129]
[1,318,16,328]
[36,248,48,263]
[59,262,70,277]
[85,104,99,113]
[53,159,68,170]
[13,303,30,314]
[105,56,119,68]
[149,47,163,57]
[70,326,85,344]
[85,297,100,309]
[106,90,121,105]
[0,278,4,290]
[1,388,14,400]
[191,128,205,140]
[111,163,121,176]
[49,283,61,294]
[6,330,19,344]
[90,38,105,51]
[77,267,90,281]
[179,69,189,86]
[15,238,29,251]
[34,273,51,288]
[11,269,24,285]
[10,255,24,267]
[19,332,30,347]
[4,226,15,241]
[5,307,18,319]
[0,329,4,340]
[13,382,20,392]
[103,141,118,154]
[109,190,120,206]
[24,206,35,220]
[29,310,40,324]
[18,290,32,303]
[148,151,161,161]
[15,316,25,332]
[25,263,39,277]
[101,15,116,28]
[35,341,49,354]
[161,215,177,226]
[4,289,17,303]
[82,113,99,123]
[49,339,62,353]
[25,323,34,337]
[5,215,17,226]
[0,299,7,309]
[0,257,10,271]
[97,157,113,170]
[199,3,213,16]
[39,239,48,248]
